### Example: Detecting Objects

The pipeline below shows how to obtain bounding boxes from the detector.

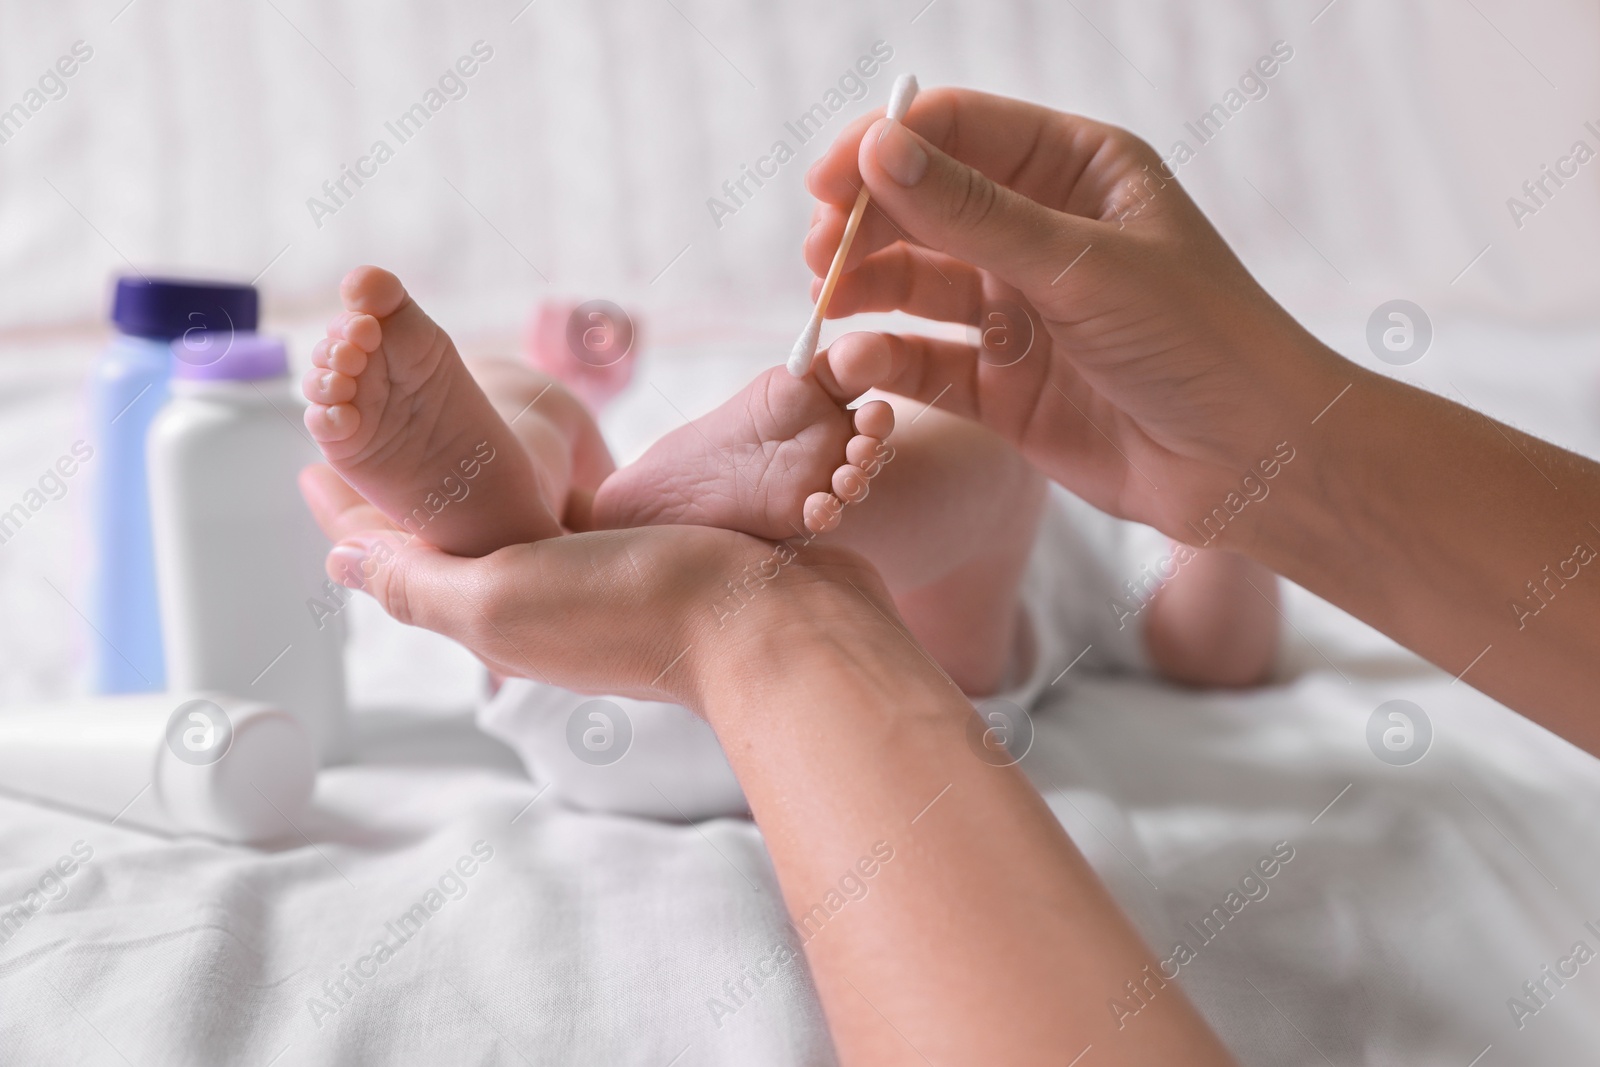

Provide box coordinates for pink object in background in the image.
[523,298,641,412]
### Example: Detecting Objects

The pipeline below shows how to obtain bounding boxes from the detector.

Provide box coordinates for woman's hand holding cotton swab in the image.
[787,73,917,378]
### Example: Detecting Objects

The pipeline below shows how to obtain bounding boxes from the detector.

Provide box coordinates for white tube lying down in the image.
[0,691,315,843]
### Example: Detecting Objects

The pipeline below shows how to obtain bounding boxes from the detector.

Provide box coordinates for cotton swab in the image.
[788,73,919,378]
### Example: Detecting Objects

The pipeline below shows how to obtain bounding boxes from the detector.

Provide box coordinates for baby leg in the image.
[464,356,615,529]
[1142,548,1280,687]
[825,400,1048,696]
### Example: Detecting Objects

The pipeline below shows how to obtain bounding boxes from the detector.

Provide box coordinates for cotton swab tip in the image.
[785,74,918,378]
[788,316,823,377]
[887,74,919,123]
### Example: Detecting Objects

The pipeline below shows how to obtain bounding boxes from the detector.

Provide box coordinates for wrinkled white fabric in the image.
[4,320,1600,1065]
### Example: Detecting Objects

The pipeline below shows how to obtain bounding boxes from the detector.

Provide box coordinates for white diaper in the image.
[478,682,748,820]
[477,486,1171,820]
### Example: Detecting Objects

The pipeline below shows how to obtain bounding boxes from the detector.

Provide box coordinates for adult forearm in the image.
[691,572,1234,1065]
[1252,346,1600,751]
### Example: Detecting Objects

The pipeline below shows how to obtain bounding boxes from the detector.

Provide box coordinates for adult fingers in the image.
[814,331,988,418]
[803,107,882,204]
[300,466,775,699]
[803,196,918,277]
[817,244,986,323]
[858,116,1100,297]
[300,463,497,645]
[803,90,1085,278]
[807,87,1143,221]
[325,521,570,695]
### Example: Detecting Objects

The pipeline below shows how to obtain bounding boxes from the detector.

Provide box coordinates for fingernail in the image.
[874,119,928,187]
[329,543,368,589]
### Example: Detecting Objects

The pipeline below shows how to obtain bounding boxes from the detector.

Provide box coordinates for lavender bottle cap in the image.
[171,332,288,381]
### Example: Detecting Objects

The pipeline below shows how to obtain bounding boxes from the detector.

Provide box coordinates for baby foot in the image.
[590,364,894,540]
[302,266,563,557]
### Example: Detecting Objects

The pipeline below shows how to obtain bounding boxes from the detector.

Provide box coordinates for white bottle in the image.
[148,333,350,763]
[0,691,315,843]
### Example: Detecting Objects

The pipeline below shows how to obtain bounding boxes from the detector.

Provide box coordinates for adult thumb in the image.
[859,117,1094,295]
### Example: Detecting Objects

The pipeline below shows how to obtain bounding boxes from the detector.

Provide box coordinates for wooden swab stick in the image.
[788,73,919,378]
[788,186,869,377]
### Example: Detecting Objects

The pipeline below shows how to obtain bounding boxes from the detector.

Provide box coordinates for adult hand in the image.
[298,464,880,708]
[301,460,1239,1065]
[806,87,1600,758]
[805,87,1345,540]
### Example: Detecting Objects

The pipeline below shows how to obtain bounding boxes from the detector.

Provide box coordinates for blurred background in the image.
[2,0,1598,325]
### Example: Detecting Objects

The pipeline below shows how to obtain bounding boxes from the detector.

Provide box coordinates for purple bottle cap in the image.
[171,333,288,381]
[111,277,259,341]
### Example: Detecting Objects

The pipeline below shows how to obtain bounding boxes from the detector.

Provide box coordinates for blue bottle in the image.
[86,277,258,693]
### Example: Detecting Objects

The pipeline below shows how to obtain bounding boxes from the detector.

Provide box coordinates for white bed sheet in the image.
[3,316,1600,1066]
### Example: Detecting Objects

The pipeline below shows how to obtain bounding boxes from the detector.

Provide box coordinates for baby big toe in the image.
[340,266,408,318]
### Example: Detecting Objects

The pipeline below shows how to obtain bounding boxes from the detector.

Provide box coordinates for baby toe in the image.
[852,399,894,440]
[831,463,872,506]
[804,491,844,534]
[325,340,368,377]
[845,434,886,468]
[340,266,408,318]
[303,401,360,443]
[339,313,383,353]
[326,310,361,340]
[302,367,358,406]
[313,337,368,373]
